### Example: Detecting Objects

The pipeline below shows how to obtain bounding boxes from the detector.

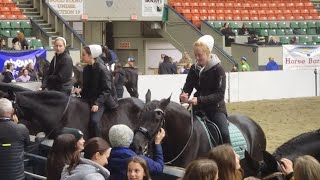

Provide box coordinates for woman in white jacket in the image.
[61,137,111,180]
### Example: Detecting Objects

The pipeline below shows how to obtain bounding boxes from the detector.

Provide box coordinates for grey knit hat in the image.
[109,124,134,148]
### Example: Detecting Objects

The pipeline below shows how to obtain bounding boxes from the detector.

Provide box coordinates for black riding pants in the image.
[89,104,105,137]
[205,111,231,144]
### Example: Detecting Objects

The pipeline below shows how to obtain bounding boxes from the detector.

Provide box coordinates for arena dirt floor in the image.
[226,97,320,153]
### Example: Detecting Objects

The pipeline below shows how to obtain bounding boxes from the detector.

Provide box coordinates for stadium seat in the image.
[297,29,307,35]
[307,28,316,35]
[191,16,201,27]
[268,29,277,36]
[230,22,239,29]
[278,3,286,10]
[277,16,286,20]
[280,37,290,44]
[0,30,10,37]
[0,21,10,29]
[207,16,216,21]
[312,36,320,43]
[298,36,309,44]
[294,16,304,20]
[307,42,316,45]
[190,2,198,7]
[191,9,199,15]
[299,22,308,29]
[17,15,28,20]
[246,22,253,28]
[31,39,43,49]
[20,21,31,29]
[276,29,285,35]
[10,21,20,29]
[1,7,11,15]
[278,22,287,29]
[269,3,277,9]
[232,29,238,35]
[252,22,261,29]
[260,22,269,29]
[269,22,278,29]
[7,15,18,19]
[305,15,314,20]
[259,29,268,36]
[233,16,241,21]
[23,29,32,36]
[286,29,294,35]
[250,16,259,21]
[309,9,318,16]
[10,7,22,15]
[295,3,304,8]
[212,22,222,29]
[10,30,19,38]
[290,22,299,29]
[0,15,6,20]
[241,10,249,16]
[242,16,250,21]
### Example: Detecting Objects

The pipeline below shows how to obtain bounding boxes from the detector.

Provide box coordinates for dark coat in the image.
[1,71,14,83]
[107,146,164,180]
[81,62,118,109]
[114,69,125,90]
[0,119,30,180]
[182,55,227,115]
[43,51,73,94]
[20,39,29,50]
[158,60,177,75]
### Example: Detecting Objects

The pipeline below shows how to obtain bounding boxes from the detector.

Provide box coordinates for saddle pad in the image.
[229,123,247,160]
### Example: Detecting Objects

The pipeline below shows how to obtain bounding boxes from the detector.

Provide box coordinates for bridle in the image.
[13,96,72,153]
[135,106,194,165]
[258,161,286,180]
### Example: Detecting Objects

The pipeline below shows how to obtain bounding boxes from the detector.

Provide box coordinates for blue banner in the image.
[0,49,46,78]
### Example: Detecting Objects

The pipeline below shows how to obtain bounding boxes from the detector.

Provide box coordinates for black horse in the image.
[131,91,267,168]
[14,90,144,140]
[35,56,139,97]
[241,129,320,179]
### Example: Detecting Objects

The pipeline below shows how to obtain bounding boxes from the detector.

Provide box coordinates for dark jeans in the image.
[205,111,231,144]
[89,104,105,137]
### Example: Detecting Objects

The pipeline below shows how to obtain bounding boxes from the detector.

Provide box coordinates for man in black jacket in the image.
[41,37,73,95]
[79,45,118,137]
[0,98,30,180]
[180,35,231,144]
[158,55,177,74]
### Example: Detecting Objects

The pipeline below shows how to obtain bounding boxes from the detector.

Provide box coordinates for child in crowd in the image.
[16,68,30,82]
[61,137,111,180]
[207,144,243,180]
[182,159,219,180]
[127,157,151,180]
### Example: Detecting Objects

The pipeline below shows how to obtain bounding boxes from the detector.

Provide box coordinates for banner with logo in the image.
[48,0,83,16]
[0,50,46,78]
[283,45,320,71]
[142,0,164,17]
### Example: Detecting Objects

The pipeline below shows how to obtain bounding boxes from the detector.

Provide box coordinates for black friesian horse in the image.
[132,91,267,168]
[241,129,320,179]
[35,56,139,98]
[14,90,144,140]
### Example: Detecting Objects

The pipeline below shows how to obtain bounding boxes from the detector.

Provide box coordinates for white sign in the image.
[142,0,164,17]
[283,45,320,71]
[48,0,83,16]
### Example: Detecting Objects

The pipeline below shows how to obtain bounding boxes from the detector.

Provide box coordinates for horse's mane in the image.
[273,129,320,158]
[142,99,190,117]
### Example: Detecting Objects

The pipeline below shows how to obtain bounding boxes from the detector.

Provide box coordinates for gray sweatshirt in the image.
[60,158,110,180]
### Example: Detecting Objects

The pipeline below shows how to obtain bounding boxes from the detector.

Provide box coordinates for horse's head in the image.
[242,150,286,180]
[35,56,50,78]
[131,93,171,155]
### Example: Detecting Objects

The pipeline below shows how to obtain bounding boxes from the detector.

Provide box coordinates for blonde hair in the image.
[193,41,210,56]
[294,155,320,180]
[17,32,25,41]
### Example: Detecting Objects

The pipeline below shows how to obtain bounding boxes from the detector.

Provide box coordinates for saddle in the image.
[195,112,248,159]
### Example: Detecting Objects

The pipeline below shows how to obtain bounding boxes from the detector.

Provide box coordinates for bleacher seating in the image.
[169,0,320,28]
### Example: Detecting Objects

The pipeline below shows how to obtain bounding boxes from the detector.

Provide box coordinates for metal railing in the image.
[30,18,50,47]
[32,0,85,49]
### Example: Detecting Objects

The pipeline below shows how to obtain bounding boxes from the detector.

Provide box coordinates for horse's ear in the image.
[145,89,151,103]
[263,150,278,171]
[244,150,259,169]
[159,95,171,111]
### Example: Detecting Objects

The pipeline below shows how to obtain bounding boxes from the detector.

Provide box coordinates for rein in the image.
[165,105,194,165]
[21,96,72,153]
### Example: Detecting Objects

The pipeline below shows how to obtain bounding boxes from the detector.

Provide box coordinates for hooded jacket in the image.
[1,70,14,83]
[182,54,227,115]
[43,50,73,93]
[61,158,110,180]
[107,146,164,180]
[266,60,279,71]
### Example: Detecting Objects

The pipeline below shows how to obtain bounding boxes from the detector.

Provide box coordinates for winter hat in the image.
[241,56,247,61]
[61,127,84,141]
[128,57,135,62]
[55,37,66,46]
[109,124,134,148]
[269,57,274,60]
[197,35,214,53]
[88,44,102,58]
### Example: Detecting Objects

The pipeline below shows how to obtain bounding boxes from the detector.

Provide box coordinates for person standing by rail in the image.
[0,98,30,180]
[180,35,231,144]
[41,37,73,95]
